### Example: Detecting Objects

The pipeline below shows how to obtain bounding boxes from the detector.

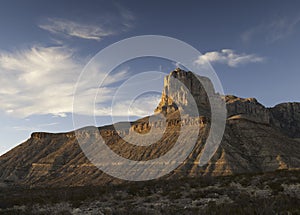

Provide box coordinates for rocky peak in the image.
[154,70,300,131]
[154,68,214,117]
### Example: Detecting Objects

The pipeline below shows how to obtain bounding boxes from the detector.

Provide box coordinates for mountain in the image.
[0,69,300,188]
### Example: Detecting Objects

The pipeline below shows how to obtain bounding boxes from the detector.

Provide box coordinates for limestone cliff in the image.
[225,95,270,124]
[270,102,300,138]
[154,68,214,117]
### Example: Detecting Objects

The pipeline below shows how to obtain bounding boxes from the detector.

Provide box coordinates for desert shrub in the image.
[168,191,182,200]
[267,181,284,195]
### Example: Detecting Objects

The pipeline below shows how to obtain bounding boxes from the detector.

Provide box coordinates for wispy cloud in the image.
[38,6,135,41]
[95,94,161,117]
[242,16,300,43]
[0,45,129,118]
[195,49,264,67]
[39,18,114,41]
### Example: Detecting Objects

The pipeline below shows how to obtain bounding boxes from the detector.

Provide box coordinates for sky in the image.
[1,0,300,155]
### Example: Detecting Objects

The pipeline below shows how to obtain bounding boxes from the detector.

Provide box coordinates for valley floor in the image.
[0,170,300,215]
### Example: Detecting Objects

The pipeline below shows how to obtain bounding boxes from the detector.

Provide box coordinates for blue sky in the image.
[1,0,300,155]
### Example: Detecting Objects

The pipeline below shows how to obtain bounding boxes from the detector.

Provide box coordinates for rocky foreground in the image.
[0,170,299,214]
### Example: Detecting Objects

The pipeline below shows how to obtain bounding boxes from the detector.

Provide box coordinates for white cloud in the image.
[195,49,264,67]
[0,45,130,118]
[0,46,79,117]
[39,18,114,41]
[97,94,161,117]
[52,113,67,118]
[38,6,135,41]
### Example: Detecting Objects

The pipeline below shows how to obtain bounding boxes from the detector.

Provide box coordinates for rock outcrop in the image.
[270,102,300,138]
[224,95,270,124]
[154,68,214,117]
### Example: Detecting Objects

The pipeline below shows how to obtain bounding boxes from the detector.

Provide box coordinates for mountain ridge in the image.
[1,68,300,187]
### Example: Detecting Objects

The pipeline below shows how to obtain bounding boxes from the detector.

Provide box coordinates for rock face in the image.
[154,68,214,117]
[0,69,300,187]
[225,95,270,124]
[270,103,300,138]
